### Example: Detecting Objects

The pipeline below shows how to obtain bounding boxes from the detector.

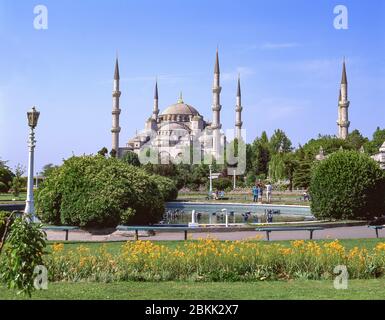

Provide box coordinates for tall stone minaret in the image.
[211,48,222,157]
[235,74,243,140]
[337,59,350,140]
[152,80,159,121]
[111,57,121,155]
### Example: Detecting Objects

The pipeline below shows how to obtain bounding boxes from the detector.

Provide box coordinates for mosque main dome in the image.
[160,94,200,117]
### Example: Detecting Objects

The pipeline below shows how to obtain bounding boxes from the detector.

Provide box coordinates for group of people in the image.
[252,182,272,204]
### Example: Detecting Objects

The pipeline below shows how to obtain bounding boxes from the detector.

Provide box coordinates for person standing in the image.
[252,185,258,202]
[266,182,272,203]
[257,185,263,203]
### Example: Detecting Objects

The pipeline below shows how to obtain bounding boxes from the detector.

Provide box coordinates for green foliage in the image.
[35,155,166,227]
[269,129,292,154]
[0,166,13,193]
[40,163,59,178]
[0,215,47,297]
[245,172,257,187]
[302,135,353,158]
[268,154,286,182]
[150,175,178,201]
[364,127,385,155]
[347,129,369,150]
[11,164,26,197]
[0,182,8,193]
[109,149,117,158]
[0,211,9,240]
[121,151,141,167]
[210,177,233,191]
[97,147,108,157]
[247,132,271,176]
[310,151,385,220]
[293,159,313,189]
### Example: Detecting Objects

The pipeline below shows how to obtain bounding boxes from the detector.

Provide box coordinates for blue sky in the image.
[1,0,384,172]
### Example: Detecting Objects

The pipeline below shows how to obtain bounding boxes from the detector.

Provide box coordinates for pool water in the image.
[164,202,314,224]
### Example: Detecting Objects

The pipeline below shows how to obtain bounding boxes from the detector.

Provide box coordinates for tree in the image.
[347,129,369,150]
[121,151,141,167]
[309,151,385,220]
[282,153,297,191]
[0,166,13,193]
[11,165,26,198]
[97,147,108,157]
[247,132,270,177]
[109,149,117,158]
[301,135,352,158]
[269,129,292,154]
[41,163,59,178]
[268,154,286,182]
[364,127,385,155]
[0,158,8,168]
[293,159,313,189]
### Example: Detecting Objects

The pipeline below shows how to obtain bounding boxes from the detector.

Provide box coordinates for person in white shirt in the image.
[266,183,272,203]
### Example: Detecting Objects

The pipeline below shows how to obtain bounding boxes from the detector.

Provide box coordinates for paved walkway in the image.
[45,226,384,242]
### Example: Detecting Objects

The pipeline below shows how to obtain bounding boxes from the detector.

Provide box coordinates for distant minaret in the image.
[211,48,222,156]
[111,57,121,155]
[235,74,243,140]
[152,80,159,121]
[337,59,350,140]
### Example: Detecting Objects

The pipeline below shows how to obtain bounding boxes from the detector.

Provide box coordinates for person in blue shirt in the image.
[252,185,258,202]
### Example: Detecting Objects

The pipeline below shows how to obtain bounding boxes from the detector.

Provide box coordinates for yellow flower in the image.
[52,243,64,253]
[280,248,293,255]
[375,243,385,252]
[292,240,305,248]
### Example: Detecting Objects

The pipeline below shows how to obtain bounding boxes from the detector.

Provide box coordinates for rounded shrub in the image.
[150,175,178,202]
[210,177,233,192]
[0,167,13,193]
[309,150,385,220]
[35,155,167,228]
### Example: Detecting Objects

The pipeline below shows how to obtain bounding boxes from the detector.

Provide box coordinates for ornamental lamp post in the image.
[209,164,213,197]
[25,106,40,221]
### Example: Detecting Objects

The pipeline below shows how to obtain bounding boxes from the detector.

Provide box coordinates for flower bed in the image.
[46,239,385,282]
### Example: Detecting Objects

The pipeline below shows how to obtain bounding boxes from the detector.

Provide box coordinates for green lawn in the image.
[1,279,385,300]
[177,192,308,206]
[0,192,26,203]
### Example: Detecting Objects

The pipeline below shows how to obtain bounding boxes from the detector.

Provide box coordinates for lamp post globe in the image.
[25,106,40,222]
[27,106,40,129]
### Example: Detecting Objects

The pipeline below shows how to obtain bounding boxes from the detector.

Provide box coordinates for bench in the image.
[116,226,192,241]
[41,226,79,241]
[368,225,385,238]
[255,227,324,241]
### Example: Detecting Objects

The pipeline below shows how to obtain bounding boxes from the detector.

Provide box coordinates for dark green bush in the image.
[0,167,13,193]
[0,182,8,193]
[150,175,178,201]
[35,155,168,227]
[209,177,233,192]
[0,211,9,240]
[309,151,385,220]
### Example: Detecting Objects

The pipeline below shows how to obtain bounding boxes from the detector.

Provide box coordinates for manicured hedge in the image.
[35,155,177,228]
[310,151,385,220]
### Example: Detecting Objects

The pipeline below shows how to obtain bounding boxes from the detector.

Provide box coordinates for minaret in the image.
[337,59,350,140]
[235,74,243,140]
[152,80,159,121]
[111,57,121,155]
[211,48,222,157]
